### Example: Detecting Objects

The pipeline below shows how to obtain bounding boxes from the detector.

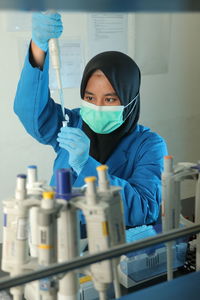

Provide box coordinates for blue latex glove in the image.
[126,225,157,243]
[32,12,63,51]
[57,127,90,175]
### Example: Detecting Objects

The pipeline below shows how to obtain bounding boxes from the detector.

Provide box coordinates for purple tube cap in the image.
[56,168,73,200]
[17,174,27,179]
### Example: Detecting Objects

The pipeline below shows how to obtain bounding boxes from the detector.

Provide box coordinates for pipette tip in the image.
[62,114,69,127]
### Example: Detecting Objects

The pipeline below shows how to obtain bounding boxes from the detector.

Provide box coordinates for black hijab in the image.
[80,51,141,164]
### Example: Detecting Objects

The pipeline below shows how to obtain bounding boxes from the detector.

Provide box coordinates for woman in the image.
[14,12,168,229]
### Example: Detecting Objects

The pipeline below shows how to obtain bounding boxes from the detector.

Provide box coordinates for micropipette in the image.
[46,10,66,123]
[49,37,66,121]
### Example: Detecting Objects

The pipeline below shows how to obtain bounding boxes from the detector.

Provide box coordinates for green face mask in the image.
[80,95,138,134]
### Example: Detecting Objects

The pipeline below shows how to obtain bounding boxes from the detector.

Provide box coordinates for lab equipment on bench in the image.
[1,164,126,300]
[118,225,188,288]
[2,174,29,300]
[162,156,199,280]
[118,156,200,288]
[2,156,200,299]
[56,169,80,300]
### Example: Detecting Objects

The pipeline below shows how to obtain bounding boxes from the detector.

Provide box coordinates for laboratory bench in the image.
[0,265,197,300]
[0,239,194,300]
[119,269,200,300]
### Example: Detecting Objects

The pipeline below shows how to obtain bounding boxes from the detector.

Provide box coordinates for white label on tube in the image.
[17,218,28,240]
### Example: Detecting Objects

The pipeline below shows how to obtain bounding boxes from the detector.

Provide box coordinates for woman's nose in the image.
[95,98,104,106]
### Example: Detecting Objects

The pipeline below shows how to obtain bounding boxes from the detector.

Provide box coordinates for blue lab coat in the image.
[14,51,168,227]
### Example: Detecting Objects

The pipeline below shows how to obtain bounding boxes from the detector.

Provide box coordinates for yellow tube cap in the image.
[84,176,97,183]
[42,191,55,199]
[96,165,108,171]
[164,155,173,159]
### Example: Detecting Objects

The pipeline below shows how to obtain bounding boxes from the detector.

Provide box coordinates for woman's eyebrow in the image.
[104,92,118,97]
[84,90,94,95]
[84,91,118,97]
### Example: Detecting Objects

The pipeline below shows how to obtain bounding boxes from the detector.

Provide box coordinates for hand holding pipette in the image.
[32,12,65,120]
[57,127,90,175]
[32,12,63,53]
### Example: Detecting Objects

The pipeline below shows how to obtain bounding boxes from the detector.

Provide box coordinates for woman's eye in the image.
[85,96,94,101]
[105,98,116,103]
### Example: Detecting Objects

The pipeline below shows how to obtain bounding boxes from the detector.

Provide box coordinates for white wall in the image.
[0,11,200,241]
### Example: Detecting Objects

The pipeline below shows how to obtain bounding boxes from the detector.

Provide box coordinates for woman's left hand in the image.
[57,126,90,175]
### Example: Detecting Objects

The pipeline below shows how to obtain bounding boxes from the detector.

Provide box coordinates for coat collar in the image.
[105,125,139,173]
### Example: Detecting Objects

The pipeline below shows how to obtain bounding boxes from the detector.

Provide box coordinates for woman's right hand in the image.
[32,12,63,52]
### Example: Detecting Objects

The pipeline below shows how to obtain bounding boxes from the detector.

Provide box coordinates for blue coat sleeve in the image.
[14,49,66,151]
